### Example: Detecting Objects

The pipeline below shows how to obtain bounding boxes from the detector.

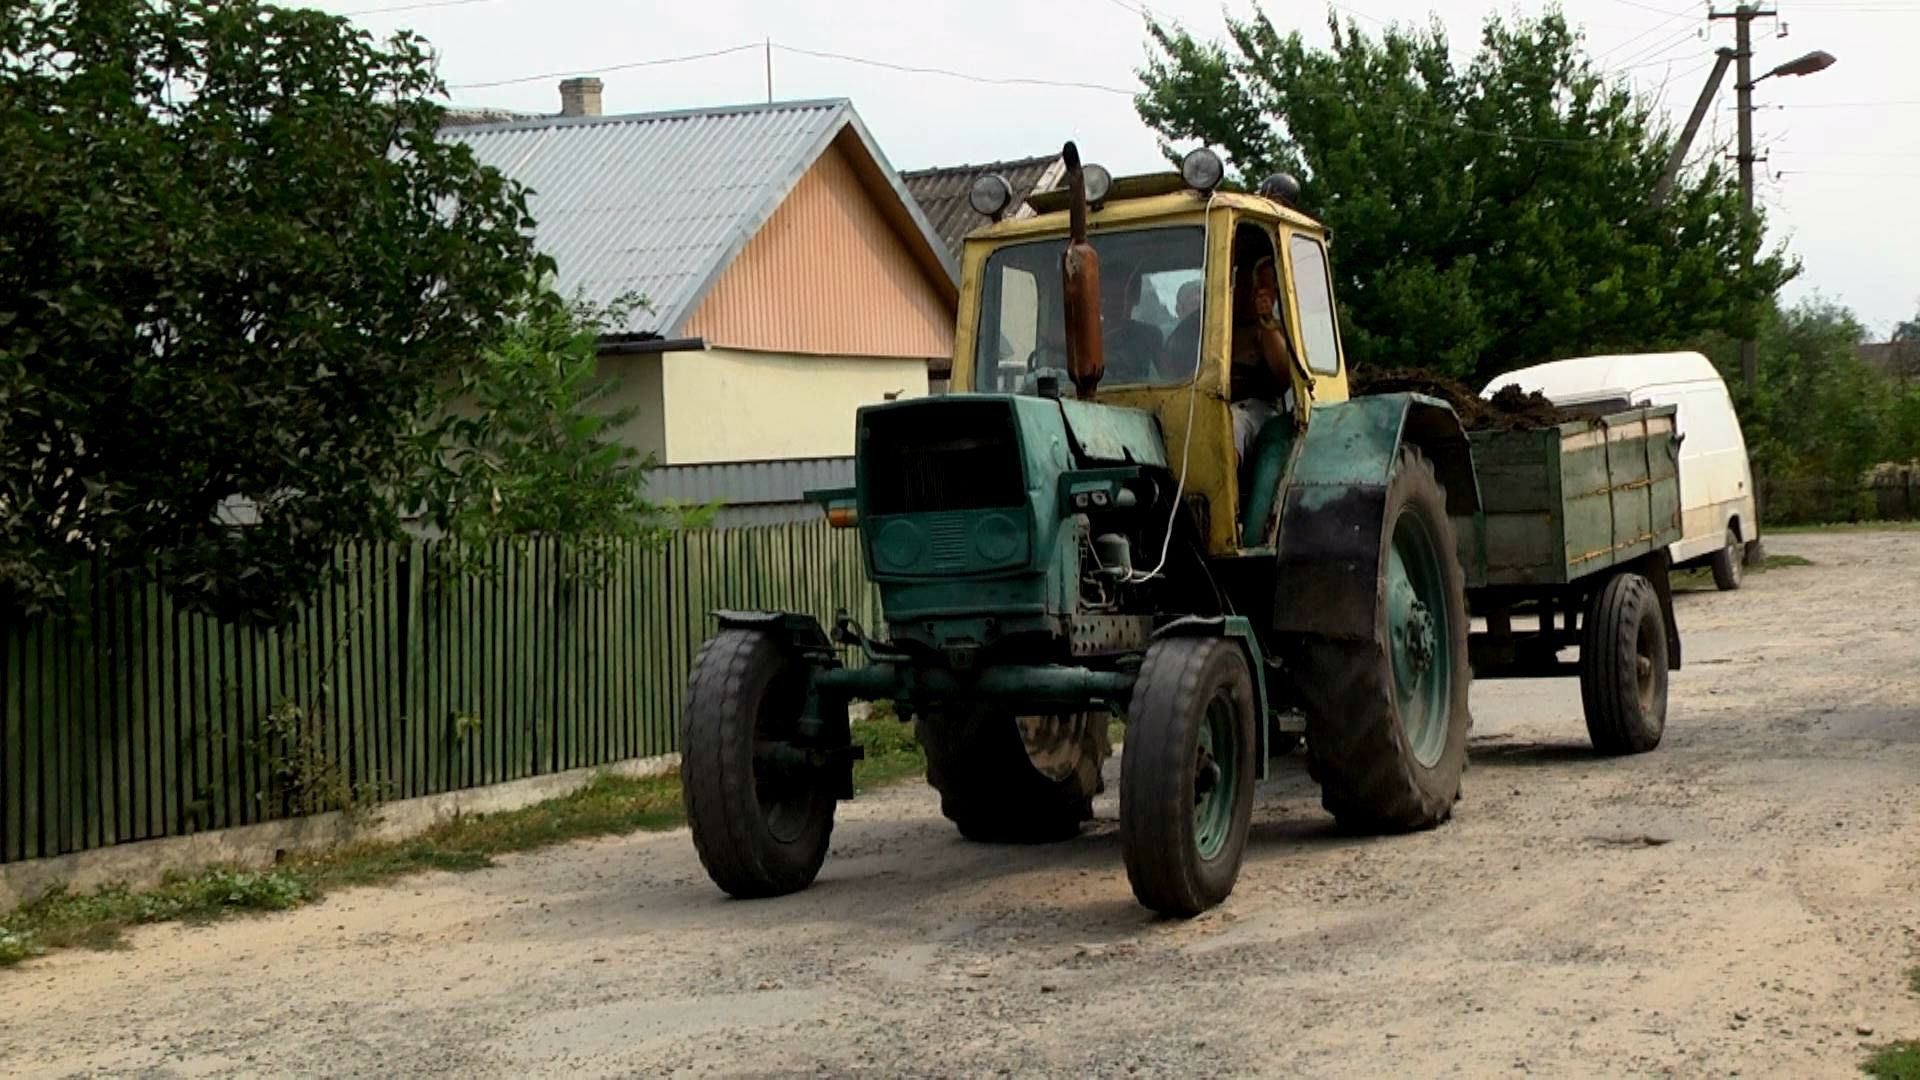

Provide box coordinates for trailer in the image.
[1456,405,1684,753]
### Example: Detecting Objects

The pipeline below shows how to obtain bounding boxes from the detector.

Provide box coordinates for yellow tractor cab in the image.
[950,150,1352,556]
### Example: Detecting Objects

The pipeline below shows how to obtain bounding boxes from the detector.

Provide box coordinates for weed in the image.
[256,700,386,823]
[0,927,37,966]
[2,716,927,968]
[1864,1041,1920,1079]
[1,869,310,960]
[1769,520,1920,535]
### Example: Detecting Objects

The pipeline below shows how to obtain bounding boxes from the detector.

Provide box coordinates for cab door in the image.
[1279,227,1351,404]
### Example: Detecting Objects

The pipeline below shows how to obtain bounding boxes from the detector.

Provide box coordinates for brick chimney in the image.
[558,77,603,118]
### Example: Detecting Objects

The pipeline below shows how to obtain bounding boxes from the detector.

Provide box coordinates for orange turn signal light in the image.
[826,504,859,528]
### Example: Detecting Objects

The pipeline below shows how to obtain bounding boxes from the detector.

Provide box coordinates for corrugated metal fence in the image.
[0,522,878,865]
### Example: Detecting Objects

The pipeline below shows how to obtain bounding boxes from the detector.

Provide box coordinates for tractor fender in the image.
[1153,615,1275,777]
[713,610,841,666]
[1270,393,1480,643]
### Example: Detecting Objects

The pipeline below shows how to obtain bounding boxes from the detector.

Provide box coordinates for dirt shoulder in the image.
[3,531,1918,1078]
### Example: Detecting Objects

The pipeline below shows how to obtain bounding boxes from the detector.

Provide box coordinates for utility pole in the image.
[1698,5,1834,391]
[765,38,773,103]
[1711,3,1769,391]
[1650,48,1736,209]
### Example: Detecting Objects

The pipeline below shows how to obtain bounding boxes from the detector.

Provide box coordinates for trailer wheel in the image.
[1710,527,1744,591]
[1296,445,1471,832]
[682,628,836,898]
[1120,637,1257,917]
[916,708,1107,843]
[1580,573,1668,754]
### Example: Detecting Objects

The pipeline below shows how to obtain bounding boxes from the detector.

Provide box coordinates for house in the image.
[901,154,1066,260]
[445,87,958,466]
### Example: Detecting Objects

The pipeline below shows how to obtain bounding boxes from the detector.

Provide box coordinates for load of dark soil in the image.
[1349,366,1583,433]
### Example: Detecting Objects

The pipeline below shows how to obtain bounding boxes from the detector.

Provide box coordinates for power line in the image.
[437,35,1773,153]
[769,43,1138,96]
[1788,100,1920,107]
[1606,0,1700,14]
[1597,9,1698,60]
[1615,24,1702,67]
[449,44,763,90]
[1620,39,1708,69]
[342,0,496,15]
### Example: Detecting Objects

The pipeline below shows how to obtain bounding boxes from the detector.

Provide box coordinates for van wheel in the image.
[1710,527,1743,591]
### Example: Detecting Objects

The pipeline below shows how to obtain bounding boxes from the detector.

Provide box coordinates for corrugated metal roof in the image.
[445,99,956,339]
[902,155,1063,258]
[647,456,853,508]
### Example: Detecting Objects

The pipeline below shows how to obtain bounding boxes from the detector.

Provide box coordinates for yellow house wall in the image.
[658,346,929,464]
[596,351,667,462]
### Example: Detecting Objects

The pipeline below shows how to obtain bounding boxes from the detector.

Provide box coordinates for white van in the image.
[1485,351,1758,590]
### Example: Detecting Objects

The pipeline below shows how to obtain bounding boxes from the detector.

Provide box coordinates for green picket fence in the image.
[0,523,879,865]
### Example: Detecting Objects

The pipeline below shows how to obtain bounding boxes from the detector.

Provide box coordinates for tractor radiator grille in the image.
[861,400,1024,516]
[927,514,968,569]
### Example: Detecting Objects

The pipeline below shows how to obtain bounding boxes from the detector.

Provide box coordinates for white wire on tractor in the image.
[1122,187,1221,585]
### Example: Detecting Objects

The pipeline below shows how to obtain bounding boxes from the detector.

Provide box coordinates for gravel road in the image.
[3,531,1918,1078]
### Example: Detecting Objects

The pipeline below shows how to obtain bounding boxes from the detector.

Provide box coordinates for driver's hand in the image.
[1252,283,1280,323]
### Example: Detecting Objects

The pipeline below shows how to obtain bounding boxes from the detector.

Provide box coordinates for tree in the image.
[0,0,546,622]
[1137,9,1796,384]
[409,296,698,576]
[1696,298,1920,519]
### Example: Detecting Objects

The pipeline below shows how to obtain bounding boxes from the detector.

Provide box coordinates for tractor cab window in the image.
[974,227,1206,394]
[1288,235,1343,376]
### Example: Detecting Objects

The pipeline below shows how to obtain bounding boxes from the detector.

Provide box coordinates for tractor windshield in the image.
[973,226,1206,394]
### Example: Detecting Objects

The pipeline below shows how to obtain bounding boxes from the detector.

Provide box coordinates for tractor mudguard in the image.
[713,610,841,667]
[1271,394,1480,642]
[1154,615,1275,777]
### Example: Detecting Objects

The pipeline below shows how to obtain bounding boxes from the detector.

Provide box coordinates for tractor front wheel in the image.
[682,628,836,898]
[1296,444,1471,832]
[1119,637,1258,917]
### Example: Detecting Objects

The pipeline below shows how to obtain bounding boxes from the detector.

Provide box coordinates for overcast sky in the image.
[323,0,1920,338]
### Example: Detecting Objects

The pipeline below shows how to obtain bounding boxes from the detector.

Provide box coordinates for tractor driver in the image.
[1229,255,1303,461]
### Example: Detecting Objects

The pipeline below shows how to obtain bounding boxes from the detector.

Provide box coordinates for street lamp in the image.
[1756,50,1838,84]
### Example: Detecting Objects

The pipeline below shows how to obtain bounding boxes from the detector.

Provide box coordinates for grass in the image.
[1864,1043,1920,1079]
[1672,552,1812,592]
[1768,520,1920,534]
[0,714,924,968]
[1857,965,1920,1077]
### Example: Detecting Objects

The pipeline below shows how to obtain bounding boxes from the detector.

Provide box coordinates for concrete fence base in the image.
[0,753,679,911]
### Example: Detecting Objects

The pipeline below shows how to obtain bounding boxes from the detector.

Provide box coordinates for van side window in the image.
[1287,235,1342,375]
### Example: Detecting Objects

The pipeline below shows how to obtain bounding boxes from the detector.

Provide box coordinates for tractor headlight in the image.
[1082,163,1113,205]
[1181,147,1225,193]
[969,173,1014,219]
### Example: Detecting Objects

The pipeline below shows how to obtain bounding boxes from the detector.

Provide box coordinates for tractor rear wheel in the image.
[682,628,836,898]
[1296,445,1471,832]
[916,707,1108,844]
[1119,637,1257,917]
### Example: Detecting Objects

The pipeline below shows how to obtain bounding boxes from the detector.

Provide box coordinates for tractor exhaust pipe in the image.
[1060,141,1104,401]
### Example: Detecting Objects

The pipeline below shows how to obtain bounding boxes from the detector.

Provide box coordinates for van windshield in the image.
[972,227,1205,394]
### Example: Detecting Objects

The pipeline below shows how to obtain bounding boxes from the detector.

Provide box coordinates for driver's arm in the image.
[1251,276,1303,388]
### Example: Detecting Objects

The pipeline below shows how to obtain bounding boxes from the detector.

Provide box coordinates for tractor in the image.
[679,143,1679,917]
